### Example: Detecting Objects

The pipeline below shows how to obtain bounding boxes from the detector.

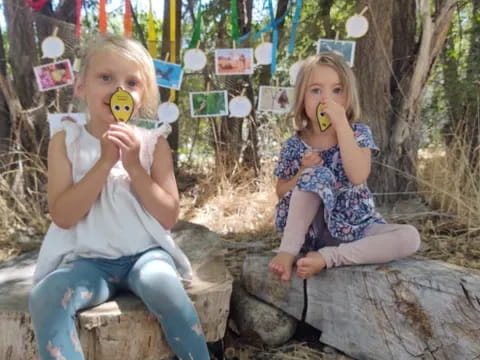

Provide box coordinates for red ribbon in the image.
[99,0,107,33]
[75,0,82,39]
[25,0,49,12]
[124,0,132,37]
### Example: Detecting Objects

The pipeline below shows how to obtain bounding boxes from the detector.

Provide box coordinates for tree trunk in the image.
[0,23,10,153]
[462,0,480,166]
[238,0,261,174]
[161,0,182,167]
[35,0,77,114]
[3,0,47,158]
[356,0,457,205]
[3,0,39,111]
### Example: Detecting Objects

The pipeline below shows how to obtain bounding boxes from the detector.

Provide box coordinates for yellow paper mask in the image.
[316,103,331,132]
[109,88,134,123]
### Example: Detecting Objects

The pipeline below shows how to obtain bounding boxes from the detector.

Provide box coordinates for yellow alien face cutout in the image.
[316,103,331,132]
[109,88,134,123]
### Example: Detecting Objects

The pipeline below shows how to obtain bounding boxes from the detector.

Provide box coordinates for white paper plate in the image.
[184,49,207,71]
[229,96,252,118]
[254,42,273,65]
[157,102,180,123]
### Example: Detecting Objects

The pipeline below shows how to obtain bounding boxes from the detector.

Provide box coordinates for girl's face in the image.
[75,51,145,127]
[304,65,348,126]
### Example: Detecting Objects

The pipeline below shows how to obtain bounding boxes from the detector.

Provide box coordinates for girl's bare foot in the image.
[296,252,327,279]
[268,252,295,281]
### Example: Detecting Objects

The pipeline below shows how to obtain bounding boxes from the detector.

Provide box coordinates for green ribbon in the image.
[231,0,240,41]
[188,1,202,48]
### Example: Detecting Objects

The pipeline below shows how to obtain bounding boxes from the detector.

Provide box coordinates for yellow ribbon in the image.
[147,0,157,58]
[170,0,176,101]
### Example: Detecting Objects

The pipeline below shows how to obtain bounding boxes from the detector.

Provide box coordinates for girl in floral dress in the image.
[269,53,420,281]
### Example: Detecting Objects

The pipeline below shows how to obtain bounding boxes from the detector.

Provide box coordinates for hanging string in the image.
[147,0,157,57]
[288,0,303,55]
[170,0,176,101]
[124,0,132,38]
[188,1,202,49]
[75,0,82,39]
[99,0,107,33]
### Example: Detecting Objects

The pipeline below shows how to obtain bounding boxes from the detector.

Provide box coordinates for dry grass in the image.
[179,163,281,279]
[0,150,49,262]
[416,138,480,270]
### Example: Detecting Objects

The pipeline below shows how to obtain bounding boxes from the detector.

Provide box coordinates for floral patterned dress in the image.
[274,123,385,251]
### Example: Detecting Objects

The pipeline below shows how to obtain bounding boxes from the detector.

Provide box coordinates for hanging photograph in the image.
[34,59,75,92]
[258,86,294,113]
[153,59,184,90]
[190,90,228,117]
[215,48,254,75]
[317,39,356,67]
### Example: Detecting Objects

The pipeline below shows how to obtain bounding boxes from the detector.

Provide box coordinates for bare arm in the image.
[336,125,371,185]
[127,137,179,230]
[47,132,114,229]
[276,173,302,199]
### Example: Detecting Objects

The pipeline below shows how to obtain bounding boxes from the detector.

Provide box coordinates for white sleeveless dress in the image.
[33,122,192,284]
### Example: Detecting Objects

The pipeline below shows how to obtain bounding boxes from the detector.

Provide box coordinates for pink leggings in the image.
[279,189,421,268]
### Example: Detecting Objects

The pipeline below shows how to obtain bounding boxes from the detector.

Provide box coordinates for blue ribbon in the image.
[238,0,291,45]
[288,0,303,55]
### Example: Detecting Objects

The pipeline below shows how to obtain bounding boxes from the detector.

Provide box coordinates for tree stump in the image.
[0,221,233,360]
[242,253,480,360]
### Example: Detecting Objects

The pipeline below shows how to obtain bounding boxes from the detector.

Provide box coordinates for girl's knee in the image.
[29,272,74,314]
[401,225,421,255]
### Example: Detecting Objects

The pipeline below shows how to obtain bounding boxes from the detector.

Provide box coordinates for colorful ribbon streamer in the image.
[147,0,157,57]
[99,0,107,33]
[252,1,291,41]
[288,0,302,55]
[124,0,132,37]
[231,0,240,42]
[170,0,176,101]
[188,1,202,49]
[25,0,49,12]
[75,0,82,39]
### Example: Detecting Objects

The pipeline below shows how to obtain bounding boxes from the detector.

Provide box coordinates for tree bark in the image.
[161,0,182,167]
[0,23,10,152]
[3,0,39,110]
[2,0,48,159]
[461,0,480,166]
[356,0,458,205]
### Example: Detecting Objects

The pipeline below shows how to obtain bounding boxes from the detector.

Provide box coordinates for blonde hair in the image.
[77,34,159,119]
[293,52,361,130]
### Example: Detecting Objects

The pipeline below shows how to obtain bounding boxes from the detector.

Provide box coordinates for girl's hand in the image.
[106,123,141,173]
[301,151,324,169]
[322,98,349,131]
[100,132,120,168]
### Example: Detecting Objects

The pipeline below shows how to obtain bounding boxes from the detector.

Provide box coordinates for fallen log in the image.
[0,221,233,360]
[242,253,480,360]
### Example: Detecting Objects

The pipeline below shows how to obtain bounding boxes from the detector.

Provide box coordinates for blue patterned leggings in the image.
[29,248,210,360]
